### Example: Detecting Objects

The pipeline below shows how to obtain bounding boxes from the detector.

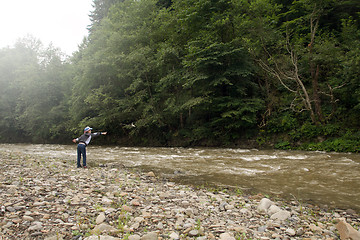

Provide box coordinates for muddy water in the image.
[1,144,359,211]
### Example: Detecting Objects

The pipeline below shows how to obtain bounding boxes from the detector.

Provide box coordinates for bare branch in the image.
[257,59,297,93]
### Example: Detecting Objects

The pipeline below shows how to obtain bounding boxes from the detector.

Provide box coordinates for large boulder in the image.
[270,210,291,221]
[336,219,360,240]
[268,205,281,215]
[257,198,273,214]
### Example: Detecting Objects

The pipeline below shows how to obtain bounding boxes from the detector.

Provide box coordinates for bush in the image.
[275,141,291,150]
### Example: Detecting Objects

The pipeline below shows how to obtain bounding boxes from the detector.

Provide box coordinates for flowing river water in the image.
[1,144,359,211]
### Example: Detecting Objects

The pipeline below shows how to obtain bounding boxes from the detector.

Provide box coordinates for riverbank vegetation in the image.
[1,0,360,152]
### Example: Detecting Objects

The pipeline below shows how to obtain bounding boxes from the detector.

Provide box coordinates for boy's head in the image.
[84,126,92,133]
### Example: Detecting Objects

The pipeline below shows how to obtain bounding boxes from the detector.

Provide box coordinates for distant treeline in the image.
[1,0,360,151]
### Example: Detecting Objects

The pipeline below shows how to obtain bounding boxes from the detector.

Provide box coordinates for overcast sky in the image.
[0,0,93,55]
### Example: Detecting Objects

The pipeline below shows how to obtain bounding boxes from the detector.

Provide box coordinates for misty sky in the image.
[0,0,93,55]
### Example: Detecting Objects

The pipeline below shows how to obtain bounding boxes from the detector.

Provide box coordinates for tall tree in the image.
[0,36,73,142]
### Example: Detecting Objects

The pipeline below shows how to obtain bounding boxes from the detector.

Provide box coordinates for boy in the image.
[72,126,107,168]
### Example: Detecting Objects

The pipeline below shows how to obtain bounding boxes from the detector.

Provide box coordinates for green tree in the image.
[0,36,73,142]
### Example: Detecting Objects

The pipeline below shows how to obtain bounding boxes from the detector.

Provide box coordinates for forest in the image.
[0,0,359,152]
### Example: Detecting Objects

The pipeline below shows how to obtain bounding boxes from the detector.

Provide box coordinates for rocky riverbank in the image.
[0,151,359,240]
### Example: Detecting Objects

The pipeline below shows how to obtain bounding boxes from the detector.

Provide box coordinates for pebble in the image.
[0,151,357,240]
[128,235,141,240]
[96,212,106,224]
[23,215,34,221]
[189,229,199,236]
[286,228,296,236]
[270,210,291,221]
[219,232,236,240]
[169,232,179,239]
[141,232,158,240]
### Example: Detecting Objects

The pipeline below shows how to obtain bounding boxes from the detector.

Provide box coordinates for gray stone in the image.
[96,212,106,224]
[185,208,194,216]
[134,217,144,223]
[28,223,43,232]
[189,229,199,237]
[102,196,113,205]
[85,236,121,240]
[169,232,180,240]
[286,228,296,236]
[309,223,322,233]
[270,210,291,221]
[30,232,43,237]
[90,223,117,234]
[44,235,64,240]
[225,204,235,210]
[268,205,281,215]
[196,237,207,240]
[296,227,304,236]
[128,235,141,240]
[257,198,273,213]
[239,208,253,217]
[157,222,163,229]
[6,206,15,212]
[130,222,140,230]
[23,215,34,221]
[219,232,236,240]
[141,232,158,240]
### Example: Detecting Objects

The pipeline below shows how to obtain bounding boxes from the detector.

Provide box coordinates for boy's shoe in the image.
[77,165,82,168]
[83,166,88,169]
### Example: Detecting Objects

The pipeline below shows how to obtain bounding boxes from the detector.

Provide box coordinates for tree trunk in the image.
[308,9,324,124]
[311,64,324,123]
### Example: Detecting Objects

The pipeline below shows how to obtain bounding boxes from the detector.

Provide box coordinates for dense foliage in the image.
[1,0,360,151]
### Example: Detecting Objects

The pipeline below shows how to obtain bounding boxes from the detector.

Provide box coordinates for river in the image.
[0,144,359,211]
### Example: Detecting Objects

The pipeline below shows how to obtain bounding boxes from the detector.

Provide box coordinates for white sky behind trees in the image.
[0,0,93,55]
